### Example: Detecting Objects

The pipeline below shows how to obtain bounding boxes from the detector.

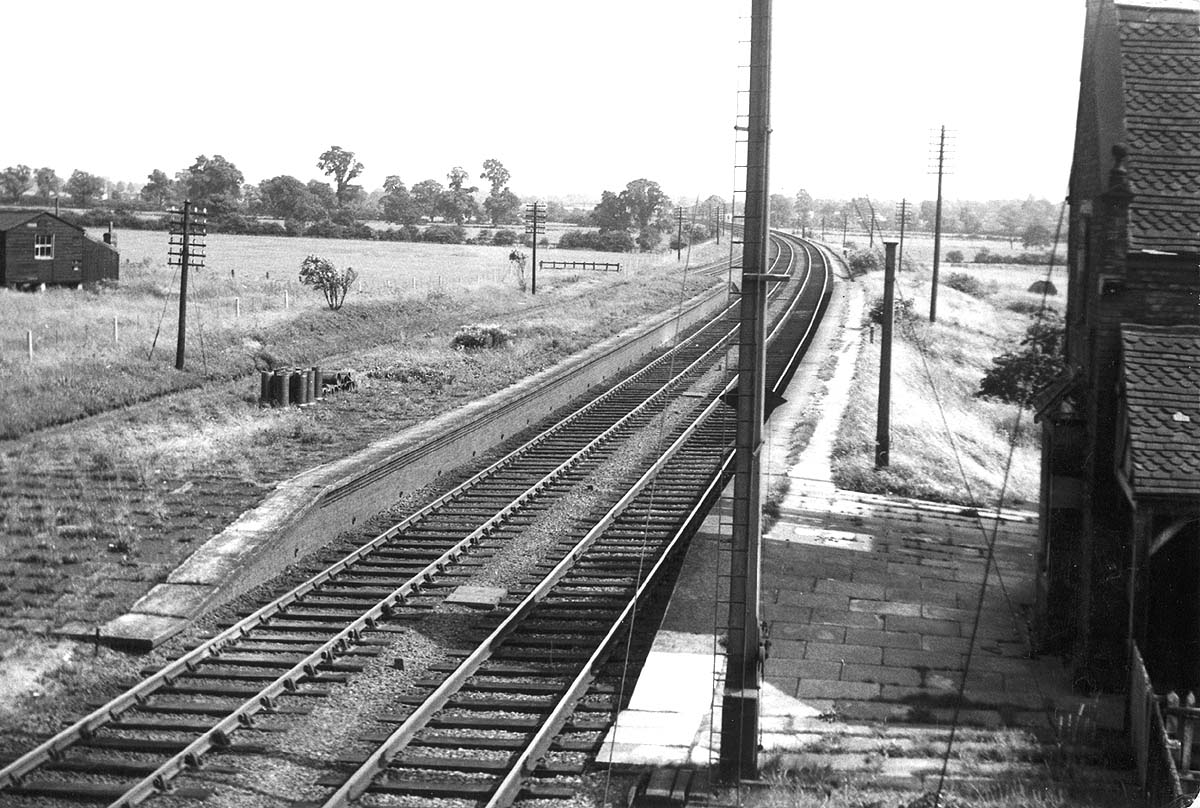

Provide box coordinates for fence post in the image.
[27,330,33,361]
[235,297,241,318]
[113,316,119,345]
[284,288,289,309]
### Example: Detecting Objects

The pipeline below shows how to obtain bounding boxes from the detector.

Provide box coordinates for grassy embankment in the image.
[829,235,1063,508]
[0,231,725,439]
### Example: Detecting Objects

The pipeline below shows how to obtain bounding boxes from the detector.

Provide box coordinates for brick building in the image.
[1035,0,1200,691]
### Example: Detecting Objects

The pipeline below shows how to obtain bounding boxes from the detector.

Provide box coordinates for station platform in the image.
[598,258,1130,791]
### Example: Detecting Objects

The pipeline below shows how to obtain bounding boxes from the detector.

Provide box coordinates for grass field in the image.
[0,230,727,438]
[829,236,1066,507]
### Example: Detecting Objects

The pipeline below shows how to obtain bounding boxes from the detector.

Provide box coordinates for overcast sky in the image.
[8,1,1084,204]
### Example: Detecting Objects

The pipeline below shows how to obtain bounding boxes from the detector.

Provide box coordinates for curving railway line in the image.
[0,232,834,808]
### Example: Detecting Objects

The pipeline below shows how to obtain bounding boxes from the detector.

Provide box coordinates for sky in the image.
[7,1,1085,205]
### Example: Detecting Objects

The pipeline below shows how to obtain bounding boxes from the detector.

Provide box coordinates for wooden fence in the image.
[538,260,621,272]
[1131,641,1190,806]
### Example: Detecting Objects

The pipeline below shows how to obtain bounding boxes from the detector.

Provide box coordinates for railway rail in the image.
[0,233,834,808]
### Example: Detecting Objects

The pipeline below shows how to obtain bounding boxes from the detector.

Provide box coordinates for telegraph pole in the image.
[842,212,848,246]
[677,207,685,261]
[897,199,909,271]
[929,125,950,322]
[168,201,207,371]
[524,202,544,294]
[721,0,772,783]
[876,242,897,467]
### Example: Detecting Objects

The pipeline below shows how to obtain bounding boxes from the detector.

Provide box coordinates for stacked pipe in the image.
[259,367,324,408]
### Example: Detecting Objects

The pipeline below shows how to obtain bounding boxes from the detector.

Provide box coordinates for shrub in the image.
[945,249,964,263]
[867,295,916,325]
[1004,298,1052,315]
[298,254,358,310]
[557,229,635,252]
[492,229,519,245]
[452,323,513,350]
[421,224,467,244]
[945,272,991,298]
[846,248,881,276]
[977,315,1066,405]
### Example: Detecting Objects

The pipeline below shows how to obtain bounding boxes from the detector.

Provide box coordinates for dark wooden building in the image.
[0,210,119,288]
[1035,0,1200,692]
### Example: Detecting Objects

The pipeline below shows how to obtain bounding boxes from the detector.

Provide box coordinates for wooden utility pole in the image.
[875,242,897,467]
[721,0,772,783]
[897,199,909,271]
[677,207,685,261]
[168,201,207,371]
[524,202,544,294]
[930,125,948,322]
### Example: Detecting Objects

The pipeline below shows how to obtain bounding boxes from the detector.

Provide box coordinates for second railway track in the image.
[0,232,834,808]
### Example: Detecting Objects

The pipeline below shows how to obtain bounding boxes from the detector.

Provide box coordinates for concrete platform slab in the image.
[444,585,507,608]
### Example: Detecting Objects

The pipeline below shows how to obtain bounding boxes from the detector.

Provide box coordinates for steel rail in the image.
[0,256,746,796]
[320,232,816,806]
[318,369,734,808]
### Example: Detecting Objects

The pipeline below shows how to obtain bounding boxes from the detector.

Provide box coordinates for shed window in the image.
[34,233,54,260]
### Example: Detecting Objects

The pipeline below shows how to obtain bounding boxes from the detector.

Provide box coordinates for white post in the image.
[236,297,241,318]
[27,330,33,361]
[113,316,119,345]
[284,288,289,309]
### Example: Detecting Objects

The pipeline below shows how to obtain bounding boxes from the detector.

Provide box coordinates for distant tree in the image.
[299,254,358,310]
[794,189,814,226]
[769,194,795,228]
[34,167,61,200]
[620,178,668,234]
[411,179,444,223]
[590,190,629,232]
[260,175,326,223]
[184,154,244,216]
[996,203,1022,248]
[1022,223,1052,248]
[140,169,176,207]
[480,158,520,225]
[0,165,32,202]
[65,169,105,206]
[317,145,364,206]
[919,199,937,232]
[380,175,420,224]
[306,180,337,211]
[435,167,480,225]
[957,203,982,235]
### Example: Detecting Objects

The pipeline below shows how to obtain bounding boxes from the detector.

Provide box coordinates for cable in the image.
[147,264,179,361]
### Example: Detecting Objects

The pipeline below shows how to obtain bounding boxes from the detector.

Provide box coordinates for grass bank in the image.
[831,239,1064,508]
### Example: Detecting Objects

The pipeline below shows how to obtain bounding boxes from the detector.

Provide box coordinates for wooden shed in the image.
[0,210,119,288]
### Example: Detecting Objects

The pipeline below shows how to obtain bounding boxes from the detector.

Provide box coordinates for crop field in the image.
[0,230,728,437]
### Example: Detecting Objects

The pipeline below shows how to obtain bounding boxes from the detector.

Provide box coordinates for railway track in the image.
[0,233,833,808]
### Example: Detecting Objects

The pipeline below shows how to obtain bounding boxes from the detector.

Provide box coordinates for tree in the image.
[260,175,327,223]
[958,203,982,235]
[380,175,420,224]
[436,167,480,225]
[480,158,519,225]
[1022,223,1053,248]
[794,189,814,226]
[299,254,358,310]
[978,314,1065,405]
[317,145,364,206]
[34,167,61,200]
[411,179,444,223]
[769,194,795,228]
[185,154,243,216]
[140,169,176,207]
[1,165,32,202]
[996,203,1022,248]
[65,170,105,206]
[591,190,629,232]
[620,178,668,234]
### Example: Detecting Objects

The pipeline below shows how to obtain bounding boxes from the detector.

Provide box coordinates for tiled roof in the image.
[1118,5,1200,253]
[1121,324,1200,498]
[0,210,40,232]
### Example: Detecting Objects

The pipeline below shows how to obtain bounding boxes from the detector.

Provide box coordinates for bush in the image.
[298,254,358,310]
[945,272,991,298]
[945,249,964,263]
[492,229,519,246]
[557,229,635,252]
[452,323,513,350]
[977,315,1066,405]
[421,224,467,244]
[1004,298,1052,315]
[867,295,916,325]
[846,248,881,276]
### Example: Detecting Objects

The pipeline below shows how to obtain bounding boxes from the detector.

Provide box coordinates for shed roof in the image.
[1116,1,1200,253]
[1120,323,1200,498]
[0,209,83,233]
